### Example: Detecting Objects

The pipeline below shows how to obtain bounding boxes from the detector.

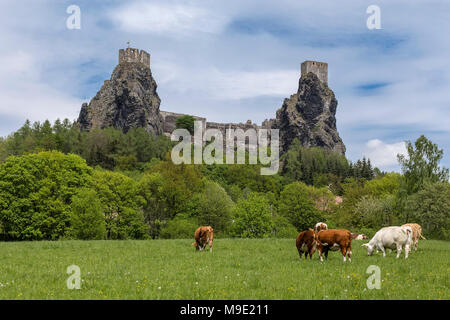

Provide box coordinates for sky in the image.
[0,0,449,172]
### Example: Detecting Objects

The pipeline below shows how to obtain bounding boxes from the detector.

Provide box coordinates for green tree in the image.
[231,193,273,238]
[398,135,449,195]
[405,182,450,240]
[69,188,106,240]
[0,151,92,240]
[354,195,396,229]
[271,216,298,238]
[139,161,203,238]
[278,182,321,231]
[159,216,198,239]
[92,170,147,239]
[175,115,196,135]
[196,181,234,233]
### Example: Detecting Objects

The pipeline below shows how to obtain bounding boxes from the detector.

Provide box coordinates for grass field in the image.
[0,239,448,300]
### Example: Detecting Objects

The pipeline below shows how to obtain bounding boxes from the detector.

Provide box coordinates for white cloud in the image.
[155,63,299,100]
[109,2,228,35]
[363,139,407,169]
[0,50,82,124]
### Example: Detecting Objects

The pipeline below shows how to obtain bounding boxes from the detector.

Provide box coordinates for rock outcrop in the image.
[77,49,345,155]
[274,72,346,154]
[78,49,163,135]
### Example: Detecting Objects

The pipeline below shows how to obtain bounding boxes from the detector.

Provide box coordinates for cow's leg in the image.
[405,244,410,259]
[396,244,402,258]
[304,251,308,260]
[341,247,347,262]
[318,247,324,262]
[379,245,386,257]
[309,247,314,260]
[209,240,213,252]
[347,245,352,262]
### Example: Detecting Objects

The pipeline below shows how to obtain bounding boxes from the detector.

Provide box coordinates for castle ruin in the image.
[78,48,345,154]
[301,61,328,85]
[119,48,151,67]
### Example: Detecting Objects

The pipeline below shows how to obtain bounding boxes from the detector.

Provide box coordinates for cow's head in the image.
[309,228,319,244]
[361,243,374,256]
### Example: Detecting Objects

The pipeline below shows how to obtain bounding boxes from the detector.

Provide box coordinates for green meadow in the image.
[0,239,448,300]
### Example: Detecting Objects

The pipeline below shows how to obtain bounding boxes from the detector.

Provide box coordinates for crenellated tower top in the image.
[301,60,328,85]
[119,48,150,67]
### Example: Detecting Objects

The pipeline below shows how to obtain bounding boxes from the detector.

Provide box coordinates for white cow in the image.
[314,222,328,233]
[362,226,413,259]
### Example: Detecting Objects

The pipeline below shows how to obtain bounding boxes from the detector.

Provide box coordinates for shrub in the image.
[278,182,322,231]
[0,151,92,240]
[272,216,298,238]
[231,193,273,238]
[159,216,198,239]
[69,188,106,240]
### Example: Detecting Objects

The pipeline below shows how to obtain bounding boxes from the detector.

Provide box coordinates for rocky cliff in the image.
[78,59,163,135]
[274,72,346,154]
[77,49,345,155]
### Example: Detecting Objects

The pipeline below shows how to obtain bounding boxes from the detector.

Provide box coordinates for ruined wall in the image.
[160,111,206,137]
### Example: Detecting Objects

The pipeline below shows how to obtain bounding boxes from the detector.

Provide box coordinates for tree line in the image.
[0,120,448,240]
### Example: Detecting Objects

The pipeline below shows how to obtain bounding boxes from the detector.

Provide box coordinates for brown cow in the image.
[317,229,353,262]
[193,226,214,252]
[296,229,318,260]
[402,223,426,251]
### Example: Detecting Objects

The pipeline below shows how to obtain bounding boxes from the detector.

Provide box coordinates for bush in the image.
[0,151,92,240]
[405,182,450,240]
[69,189,106,240]
[196,181,234,232]
[159,216,198,239]
[231,193,273,238]
[175,115,196,135]
[272,216,298,238]
[278,182,322,231]
[92,170,147,239]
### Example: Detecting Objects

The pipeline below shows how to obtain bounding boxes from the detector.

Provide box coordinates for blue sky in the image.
[0,0,449,172]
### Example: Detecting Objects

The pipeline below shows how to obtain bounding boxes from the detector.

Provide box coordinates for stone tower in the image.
[119,48,150,67]
[301,61,328,85]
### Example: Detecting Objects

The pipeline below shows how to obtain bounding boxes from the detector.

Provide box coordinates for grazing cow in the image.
[351,233,368,240]
[316,229,353,262]
[402,223,426,251]
[296,229,318,260]
[314,222,328,233]
[193,226,214,252]
[362,226,412,259]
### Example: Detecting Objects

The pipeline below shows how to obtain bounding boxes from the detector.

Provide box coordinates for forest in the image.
[0,119,448,241]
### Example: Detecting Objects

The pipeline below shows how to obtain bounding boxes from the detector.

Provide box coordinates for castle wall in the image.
[119,48,150,67]
[301,61,328,85]
[160,111,207,136]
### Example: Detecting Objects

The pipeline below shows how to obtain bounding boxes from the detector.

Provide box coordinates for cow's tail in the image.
[419,232,427,240]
